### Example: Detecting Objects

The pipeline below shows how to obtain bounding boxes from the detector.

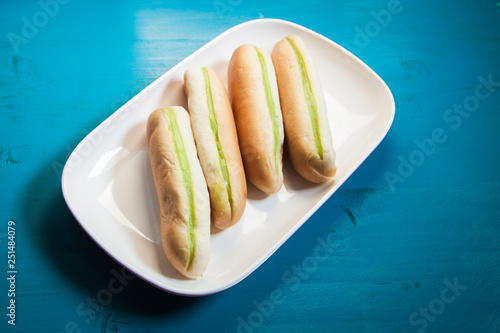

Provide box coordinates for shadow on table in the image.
[23,149,202,315]
[23,134,395,330]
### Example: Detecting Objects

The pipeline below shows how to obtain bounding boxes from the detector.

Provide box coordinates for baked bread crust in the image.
[146,106,210,278]
[228,44,285,194]
[184,67,247,229]
[272,35,336,183]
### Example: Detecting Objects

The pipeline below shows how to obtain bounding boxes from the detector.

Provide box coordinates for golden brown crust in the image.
[184,67,247,229]
[272,35,336,183]
[228,44,284,194]
[146,107,210,279]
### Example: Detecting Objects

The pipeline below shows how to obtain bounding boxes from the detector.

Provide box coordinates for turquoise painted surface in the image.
[1,0,500,332]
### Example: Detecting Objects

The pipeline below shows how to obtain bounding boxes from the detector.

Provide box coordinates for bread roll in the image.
[228,44,285,194]
[272,35,336,183]
[184,67,247,229]
[146,106,210,279]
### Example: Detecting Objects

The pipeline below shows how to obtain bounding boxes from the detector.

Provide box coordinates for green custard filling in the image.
[166,107,195,271]
[202,67,234,216]
[286,37,324,160]
[255,47,281,174]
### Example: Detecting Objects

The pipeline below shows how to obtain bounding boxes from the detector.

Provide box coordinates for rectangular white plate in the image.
[62,18,395,296]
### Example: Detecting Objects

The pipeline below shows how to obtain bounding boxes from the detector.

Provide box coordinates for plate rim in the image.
[61,18,395,296]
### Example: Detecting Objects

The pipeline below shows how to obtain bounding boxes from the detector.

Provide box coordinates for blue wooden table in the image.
[1,1,500,332]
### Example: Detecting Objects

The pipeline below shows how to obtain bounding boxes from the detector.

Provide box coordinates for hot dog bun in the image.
[228,44,285,195]
[184,67,247,229]
[146,106,210,279]
[272,35,336,183]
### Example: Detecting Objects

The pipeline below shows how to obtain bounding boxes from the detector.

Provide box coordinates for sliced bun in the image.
[146,106,210,278]
[228,44,285,194]
[184,67,247,229]
[272,35,336,183]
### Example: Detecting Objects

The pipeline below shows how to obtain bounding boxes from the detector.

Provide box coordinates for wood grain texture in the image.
[1,0,499,332]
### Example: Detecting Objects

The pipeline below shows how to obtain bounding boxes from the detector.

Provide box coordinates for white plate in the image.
[62,18,395,296]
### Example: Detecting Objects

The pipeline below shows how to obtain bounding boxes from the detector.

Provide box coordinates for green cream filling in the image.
[202,67,233,216]
[255,47,281,174]
[166,107,195,271]
[286,37,324,160]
